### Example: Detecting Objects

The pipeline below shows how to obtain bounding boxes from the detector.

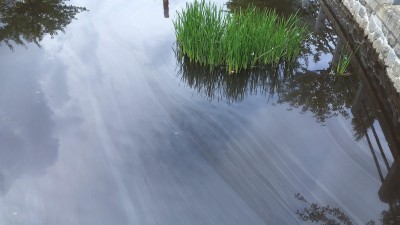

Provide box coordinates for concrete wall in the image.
[341,0,400,90]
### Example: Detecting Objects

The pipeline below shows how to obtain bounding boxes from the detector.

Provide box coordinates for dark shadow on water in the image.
[0,0,88,50]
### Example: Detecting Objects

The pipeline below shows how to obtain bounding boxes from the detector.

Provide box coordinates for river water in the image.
[0,0,396,224]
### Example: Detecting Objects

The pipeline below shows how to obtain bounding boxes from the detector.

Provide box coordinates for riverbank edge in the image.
[340,0,400,91]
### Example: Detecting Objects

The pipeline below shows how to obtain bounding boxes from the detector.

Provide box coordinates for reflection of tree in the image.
[0,0,87,49]
[178,53,357,124]
[295,193,400,225]
[351,106,376,141]
[295,193,353,225]
[176,0,376,128]
[277,70,357,124]
[380,202,400,225]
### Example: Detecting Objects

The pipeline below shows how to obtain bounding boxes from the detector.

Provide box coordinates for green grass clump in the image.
[173,1,307,72]
[336,54,351,76]
[335,44,359,76]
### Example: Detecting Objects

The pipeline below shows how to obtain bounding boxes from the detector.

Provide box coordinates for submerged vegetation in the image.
[173,0,307,72]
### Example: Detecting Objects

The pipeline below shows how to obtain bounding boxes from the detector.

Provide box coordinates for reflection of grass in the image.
[335,44,359,76]
[173,0,307,72]
[336,53,351,75]
[176,55,294,103]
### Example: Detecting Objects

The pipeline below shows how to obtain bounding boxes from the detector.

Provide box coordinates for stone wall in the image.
[322,0,400,147]
[340,0,400,91]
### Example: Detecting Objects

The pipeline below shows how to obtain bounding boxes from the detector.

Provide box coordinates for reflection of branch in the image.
[277,70,356,124]
[295,193,400,224]
[295,193,353,225]
[380,202,400,225]
[351,108,375,141]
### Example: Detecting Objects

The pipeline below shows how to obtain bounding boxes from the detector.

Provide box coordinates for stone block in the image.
[372,31,384,41]
[388,59,400,78]
[381,42,391,59]
[387,33,397,46]
[395,43,400,58]
[348,0,355,8]
[373,37,384,51]
[379,7,400,40]
[369,15,383,34]
[385,48,397,65]
[359,6,367,17]
[393,80,400,93]
[354,1,362,13]
[368,18,378,33]
[382,0,393,4]
[365,5,373,14]
[359,17,369,29]
[381,23,390,37]
[365,0,379,11]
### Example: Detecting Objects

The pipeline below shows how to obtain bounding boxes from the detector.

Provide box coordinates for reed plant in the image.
[336,54,351,76]
[335,44,359,76]
[173,1,307,72]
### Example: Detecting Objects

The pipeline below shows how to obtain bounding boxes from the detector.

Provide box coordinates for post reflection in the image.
[0,0,88,50]
[351,76,400,218]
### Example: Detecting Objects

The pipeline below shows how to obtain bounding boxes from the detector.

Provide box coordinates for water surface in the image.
[0,0,396,224]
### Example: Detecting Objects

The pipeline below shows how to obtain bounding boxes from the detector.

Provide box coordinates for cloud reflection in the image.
[0,54,59,195]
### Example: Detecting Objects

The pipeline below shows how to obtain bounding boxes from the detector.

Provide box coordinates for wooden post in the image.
[163,0,169,18]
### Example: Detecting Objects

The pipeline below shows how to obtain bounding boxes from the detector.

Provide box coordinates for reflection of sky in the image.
[0,46,59,196]
[0,0,390,224]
